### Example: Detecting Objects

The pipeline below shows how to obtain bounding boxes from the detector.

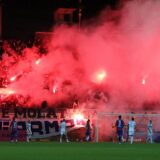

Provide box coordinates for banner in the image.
[0,107,86,141]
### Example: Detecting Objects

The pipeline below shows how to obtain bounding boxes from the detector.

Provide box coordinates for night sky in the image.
[2,0,120,40]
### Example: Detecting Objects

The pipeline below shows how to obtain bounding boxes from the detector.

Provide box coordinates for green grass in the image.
[0,142,159,160]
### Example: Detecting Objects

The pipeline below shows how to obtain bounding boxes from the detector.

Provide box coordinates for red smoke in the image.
[1,0,160,112]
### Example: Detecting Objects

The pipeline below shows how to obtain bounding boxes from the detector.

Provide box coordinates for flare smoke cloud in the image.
[1,0,160,111]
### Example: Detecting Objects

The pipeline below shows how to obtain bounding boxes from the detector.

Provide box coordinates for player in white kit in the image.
[26,120,32,142]
[60,119,69,143]
[146,120,153,143]
[128,117,136,144]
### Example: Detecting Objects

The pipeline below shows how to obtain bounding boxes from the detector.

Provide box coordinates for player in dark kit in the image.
[115,115,125,144]
[10,117,18,142]
[85,119,91,141]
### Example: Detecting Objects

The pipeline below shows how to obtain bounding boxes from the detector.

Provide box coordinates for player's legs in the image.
[117,135,121,144]
[130,135,134,144]
[129,130,134,144]
[60,130,65,142]
[118,130,123,144]
[86,135,89,141]
[10,129,18,142]
[85,131,90,141]
[26,133,31,142]
[146,134,152,143]
[27,129,32,142]
[15,129,18,142]
[65,132,69,142]
[60,134,63,143]
[26,130,30,142]
[26,134,29,142]
[86,135,90,141]
[146,134,150,143]
[60,131,69,142]
[149,135,153,143]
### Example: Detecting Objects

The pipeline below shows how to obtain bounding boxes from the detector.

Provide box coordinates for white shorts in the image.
[128,130,135,136]
[147,133,153,137]
[60,129,66,135]
[27,129,32,135]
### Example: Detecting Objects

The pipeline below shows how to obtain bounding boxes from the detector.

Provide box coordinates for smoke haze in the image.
[1,0,160,112]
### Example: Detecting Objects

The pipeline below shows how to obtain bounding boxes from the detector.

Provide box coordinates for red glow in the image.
[1,0,160,112]
[0,88,15,95]
[142,78,146,85]
[92,70,107,84]
[73,113,85,125]
[53,85,57,94]
[10,76,17,82]
[35,59,41,65]
[141,75,148,86]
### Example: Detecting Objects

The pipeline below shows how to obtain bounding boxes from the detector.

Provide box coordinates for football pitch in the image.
[0,142,159,160]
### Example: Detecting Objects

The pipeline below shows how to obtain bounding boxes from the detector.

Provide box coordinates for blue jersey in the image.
[116,120,124,130]
[11,121,17,129]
